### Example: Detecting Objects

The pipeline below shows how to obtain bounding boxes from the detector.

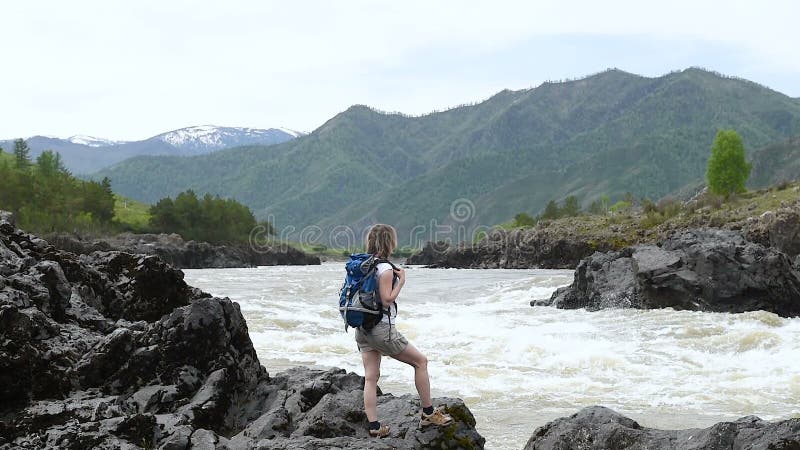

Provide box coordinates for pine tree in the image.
[13,139,31,170]
[541,200,560,220]
[601,195,610,213]
[562,196,581,217]
[513,212,537,227]
[588,199,603,214]
[36,150,64,178]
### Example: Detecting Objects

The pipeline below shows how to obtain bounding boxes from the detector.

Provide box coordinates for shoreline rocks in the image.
[46,231,320,269]
[535,229,800,317]
[741,207,800,260]
[525,406,800,450]
[406,226,614,269]
[408,196,800,271]
[0,212,483,449]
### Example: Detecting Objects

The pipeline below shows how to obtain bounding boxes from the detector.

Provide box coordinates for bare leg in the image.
[361,350,381,422]
[391,343,432,409]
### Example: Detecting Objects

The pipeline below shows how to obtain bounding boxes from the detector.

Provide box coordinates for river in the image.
[183,263,800,449]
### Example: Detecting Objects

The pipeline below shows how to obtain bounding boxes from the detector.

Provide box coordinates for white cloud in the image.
[1,0,798,140]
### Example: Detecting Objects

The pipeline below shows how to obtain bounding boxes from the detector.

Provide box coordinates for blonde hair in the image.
[366,224,397,258]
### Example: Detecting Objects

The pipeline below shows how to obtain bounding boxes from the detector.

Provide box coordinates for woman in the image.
[355,223,453,438]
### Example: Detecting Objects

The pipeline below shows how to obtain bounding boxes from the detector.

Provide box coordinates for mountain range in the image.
[93,68,800,245]
[1,126,303,174]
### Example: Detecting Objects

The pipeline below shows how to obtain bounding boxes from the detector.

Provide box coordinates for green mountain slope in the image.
[94,68,800,244]
[750,136,800,187]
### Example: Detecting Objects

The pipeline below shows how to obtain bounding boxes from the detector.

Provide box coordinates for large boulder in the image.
[741,208,800,259]
[536,229,800,317]
[0,211,483,449]
[524,406,800,450]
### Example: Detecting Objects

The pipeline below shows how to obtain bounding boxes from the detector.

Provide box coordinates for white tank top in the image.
[376,262,397,324]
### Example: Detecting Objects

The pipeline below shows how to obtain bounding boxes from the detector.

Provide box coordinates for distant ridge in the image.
[153,125,305,152]
[67,135,127,147]
[1,125,303,174]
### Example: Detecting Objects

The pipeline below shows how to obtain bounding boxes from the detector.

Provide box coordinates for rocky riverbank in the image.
[0,211,483,449]
[5,209,799,449]
[406,226,616,269]
[408,185,800,269]
[524,406,800,449]
[46,231,320,269]
[533,228,800,317]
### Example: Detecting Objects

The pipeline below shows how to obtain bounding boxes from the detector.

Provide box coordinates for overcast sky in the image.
[2,0,799,141]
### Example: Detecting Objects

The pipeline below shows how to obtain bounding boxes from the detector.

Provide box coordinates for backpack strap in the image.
[374,258,398,270]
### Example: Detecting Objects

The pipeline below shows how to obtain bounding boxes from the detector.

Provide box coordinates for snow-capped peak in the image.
[68,135,125,147]
[275,127,306,138]
[158,125,228,147]
[156,125,302,152]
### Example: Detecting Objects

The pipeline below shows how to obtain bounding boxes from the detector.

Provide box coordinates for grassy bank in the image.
[113,194,151,232]
[502,180,800,251]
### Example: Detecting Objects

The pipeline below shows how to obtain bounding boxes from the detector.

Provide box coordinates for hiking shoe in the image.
[420,407,453,427]
[369,424,390,438]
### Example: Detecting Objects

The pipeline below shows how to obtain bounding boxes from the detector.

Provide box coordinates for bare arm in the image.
[378,267,405,307]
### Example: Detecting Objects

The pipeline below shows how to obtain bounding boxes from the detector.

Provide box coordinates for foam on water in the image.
[184,263,800,450]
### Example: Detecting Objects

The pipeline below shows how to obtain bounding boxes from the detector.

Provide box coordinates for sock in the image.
[422,406,434,415]
[369,420,381,431]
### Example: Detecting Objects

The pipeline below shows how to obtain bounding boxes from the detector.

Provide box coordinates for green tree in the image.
[148,189,259,243]
[0,157,19,213]
[589,195,611,215]
[257,219,275,236]
[150,197,179,230]
[601,195,610,212]
[561,195,581,217]
[622,191,635,205]
[82,177,115,223]
[0,144,121,232]
[513,212,537,227]
[13,139,31,170]
[610,200,631,214]
[36,150,65,178]
[706,129,751,196]
[642,198,657,214]
[540,200,560,220]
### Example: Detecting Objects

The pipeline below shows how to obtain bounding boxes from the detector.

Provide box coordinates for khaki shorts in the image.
[355,322,408,356]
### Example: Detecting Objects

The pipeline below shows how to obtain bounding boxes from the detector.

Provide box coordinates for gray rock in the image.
[407,228,606,269]
[524,406,800,450]
[230,367,483,450]
[190,428,227,450]
[537,229,800,317]
[0,210,14,226]
[158,424,192,450]
[45,231,321,269]
[0,239,24,276]
[742,207,800,259]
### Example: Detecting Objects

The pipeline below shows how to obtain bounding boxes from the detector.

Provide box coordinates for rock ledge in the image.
[535,229,800,317]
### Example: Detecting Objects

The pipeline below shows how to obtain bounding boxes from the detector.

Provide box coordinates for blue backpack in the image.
[339,253,396,331]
